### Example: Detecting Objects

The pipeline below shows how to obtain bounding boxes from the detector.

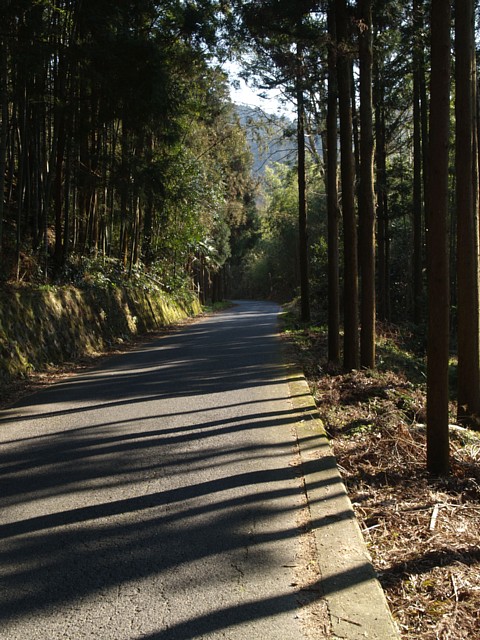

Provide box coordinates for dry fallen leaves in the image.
[312,367,480,640]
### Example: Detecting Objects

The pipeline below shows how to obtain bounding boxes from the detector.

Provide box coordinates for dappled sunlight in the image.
[0,300,382,638]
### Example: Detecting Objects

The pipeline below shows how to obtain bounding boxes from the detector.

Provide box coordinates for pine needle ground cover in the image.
[283,320,480,640]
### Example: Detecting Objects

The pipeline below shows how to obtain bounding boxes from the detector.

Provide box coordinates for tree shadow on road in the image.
[0,301,384,638]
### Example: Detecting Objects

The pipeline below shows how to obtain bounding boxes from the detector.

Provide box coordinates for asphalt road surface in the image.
[0,300,327,640]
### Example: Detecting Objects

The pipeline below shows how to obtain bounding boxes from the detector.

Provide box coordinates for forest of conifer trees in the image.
[2,1,480,470]
[0,0,257,299]
[3,4,480,636]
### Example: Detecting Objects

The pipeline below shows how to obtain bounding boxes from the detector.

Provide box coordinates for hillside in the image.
[235,105,296,176]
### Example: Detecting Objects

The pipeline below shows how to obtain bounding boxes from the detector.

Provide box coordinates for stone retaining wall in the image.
[0,285,201,381]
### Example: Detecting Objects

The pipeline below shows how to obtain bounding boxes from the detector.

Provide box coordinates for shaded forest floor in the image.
[283,316,480,639]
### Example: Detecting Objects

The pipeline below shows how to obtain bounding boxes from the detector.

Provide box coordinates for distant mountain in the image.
[235,105,297,176]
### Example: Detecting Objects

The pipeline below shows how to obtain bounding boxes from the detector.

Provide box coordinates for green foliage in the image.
[234,163,298,299]
[0,0,257,306]
[232,157,326,302]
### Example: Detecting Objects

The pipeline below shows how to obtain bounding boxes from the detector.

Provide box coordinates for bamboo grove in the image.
[0,0,256,296]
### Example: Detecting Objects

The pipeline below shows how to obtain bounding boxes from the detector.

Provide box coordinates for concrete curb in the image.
[287,368,400,639]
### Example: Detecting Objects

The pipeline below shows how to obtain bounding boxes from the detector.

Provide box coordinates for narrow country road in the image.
[0,300,325,640]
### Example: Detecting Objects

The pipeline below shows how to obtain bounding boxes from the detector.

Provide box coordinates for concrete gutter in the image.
[287,368,401,640]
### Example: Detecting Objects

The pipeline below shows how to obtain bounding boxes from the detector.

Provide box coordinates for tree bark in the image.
[455,0,480,427]
[53,83,67,269]
[373,13,391,323]
[326,0,340,364]
[426,0,451,475]
[413,0,424,324]
[337,0,359,370]
[297,41,310,323]
[0,36,8,258]
[358,0,376,369]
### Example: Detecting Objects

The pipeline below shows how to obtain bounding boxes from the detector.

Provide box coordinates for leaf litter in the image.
[284,324,480,639]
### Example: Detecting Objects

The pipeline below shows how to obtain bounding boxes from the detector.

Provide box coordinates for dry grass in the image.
[284,323,480,639]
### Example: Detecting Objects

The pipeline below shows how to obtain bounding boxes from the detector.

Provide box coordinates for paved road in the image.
[0,300,325,640]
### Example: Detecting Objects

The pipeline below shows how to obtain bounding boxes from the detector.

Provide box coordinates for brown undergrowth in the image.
[284,320,480,639]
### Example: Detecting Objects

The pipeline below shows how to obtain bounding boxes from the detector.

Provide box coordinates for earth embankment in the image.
[0,284,201,382]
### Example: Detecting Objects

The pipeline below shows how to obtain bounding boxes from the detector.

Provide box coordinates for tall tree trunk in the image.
[373,11,392,323]
[296,42,310,323]
[337,0,359,370]
[53,97,67,269]
[63,129,72,263]
[119,122,130,266]
[426,0,451,475]
[0,37,8,259]
[351,65,360,180]
[374,77,390,322]
[456,0,480,427]
[326,0,340,364]
[16,91,27,280]
[413,0,424,324]
[419,7,429,230]
[52,11,72,272]
[358,0,376,369]
[143,133,154,266]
